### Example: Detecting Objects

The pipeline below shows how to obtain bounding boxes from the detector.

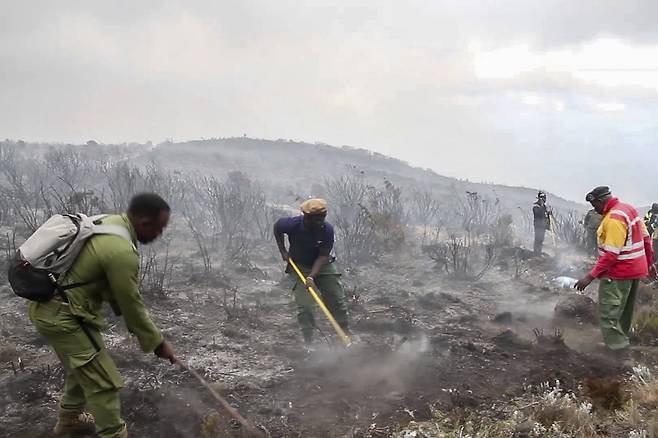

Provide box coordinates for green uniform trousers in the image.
[28,299,126,438]
[291,262,349,341]
[598,278,639,350]
[586,230,599,256]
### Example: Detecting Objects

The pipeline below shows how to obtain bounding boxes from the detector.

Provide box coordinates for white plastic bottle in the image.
[553,276,578,289]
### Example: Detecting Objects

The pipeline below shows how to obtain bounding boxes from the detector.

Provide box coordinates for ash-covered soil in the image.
[1,249,655,437]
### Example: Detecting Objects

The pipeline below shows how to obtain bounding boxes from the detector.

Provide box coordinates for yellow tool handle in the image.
[288,258,352,347]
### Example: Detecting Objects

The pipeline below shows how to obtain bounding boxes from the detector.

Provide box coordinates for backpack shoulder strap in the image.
[92,224,136,250]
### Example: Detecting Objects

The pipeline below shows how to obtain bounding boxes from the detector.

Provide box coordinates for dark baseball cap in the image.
[585,186,611,202]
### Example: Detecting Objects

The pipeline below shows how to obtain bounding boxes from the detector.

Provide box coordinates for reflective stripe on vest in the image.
[603,206,646,260]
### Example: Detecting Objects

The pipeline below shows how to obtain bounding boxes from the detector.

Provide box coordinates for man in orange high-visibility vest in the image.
[575,186,657,351]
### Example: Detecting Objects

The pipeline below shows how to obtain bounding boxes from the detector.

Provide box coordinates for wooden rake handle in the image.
[175,358,266,438]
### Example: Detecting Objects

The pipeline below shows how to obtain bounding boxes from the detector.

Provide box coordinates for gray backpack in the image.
[8,213,133,301]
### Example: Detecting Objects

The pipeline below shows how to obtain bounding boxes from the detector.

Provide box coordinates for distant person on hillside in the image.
[532,191,551,256]
[583,208,602,256]
[644,203,658,263]
[575,186,656,353]
[273,198,350,349]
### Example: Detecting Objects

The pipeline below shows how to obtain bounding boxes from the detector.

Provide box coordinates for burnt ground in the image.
[0,248,654,437]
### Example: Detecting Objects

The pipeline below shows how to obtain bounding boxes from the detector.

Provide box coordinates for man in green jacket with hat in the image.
[28,193,176,438]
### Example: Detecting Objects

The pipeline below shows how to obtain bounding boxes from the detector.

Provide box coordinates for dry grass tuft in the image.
[200,413,223,438]
[530,382,597,437]
[632,311,658,345]
[584,376,627,411]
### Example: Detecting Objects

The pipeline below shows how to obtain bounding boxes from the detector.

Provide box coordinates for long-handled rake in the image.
[175,358,266,438]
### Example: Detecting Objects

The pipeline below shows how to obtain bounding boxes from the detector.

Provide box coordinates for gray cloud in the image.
[1,1,657,205]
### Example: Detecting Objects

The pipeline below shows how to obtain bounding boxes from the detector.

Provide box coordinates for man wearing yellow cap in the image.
[273,198,349,346]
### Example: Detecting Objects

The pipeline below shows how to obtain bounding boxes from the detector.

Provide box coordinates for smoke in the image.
[301,335,437,395]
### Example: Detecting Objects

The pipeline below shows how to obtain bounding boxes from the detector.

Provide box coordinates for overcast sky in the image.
[2,1,657,205]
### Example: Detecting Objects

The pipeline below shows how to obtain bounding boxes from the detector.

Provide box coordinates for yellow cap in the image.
[300,198,327,215]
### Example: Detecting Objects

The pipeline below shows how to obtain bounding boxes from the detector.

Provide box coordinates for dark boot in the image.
[53,411,96,435]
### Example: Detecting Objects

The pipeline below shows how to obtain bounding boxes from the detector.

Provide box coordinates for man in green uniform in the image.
[28,193,176,437]
[583,208,602,256]
[645,203,658,263]
[273,198,349,347]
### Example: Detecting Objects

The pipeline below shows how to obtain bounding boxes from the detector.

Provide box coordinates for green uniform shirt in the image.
[48,214,163,353]
[584,209,603,232]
